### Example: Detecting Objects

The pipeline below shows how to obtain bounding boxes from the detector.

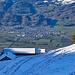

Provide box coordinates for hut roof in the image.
[0,51,16,61]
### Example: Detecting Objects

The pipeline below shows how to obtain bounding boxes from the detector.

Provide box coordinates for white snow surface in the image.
[0,44,75,75]
[61,0,75,4]
[52,0,75,4]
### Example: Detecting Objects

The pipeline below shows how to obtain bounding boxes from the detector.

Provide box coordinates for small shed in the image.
[35,48,45,54]
[0,51,16,61]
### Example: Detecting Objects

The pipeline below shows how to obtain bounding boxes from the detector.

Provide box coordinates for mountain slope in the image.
[0,44,75,75]
[0,0,75,26]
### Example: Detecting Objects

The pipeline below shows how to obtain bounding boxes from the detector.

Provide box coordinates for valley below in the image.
[0,25,74,52]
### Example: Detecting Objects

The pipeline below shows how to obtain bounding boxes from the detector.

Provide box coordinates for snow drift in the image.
[0,44,75,75]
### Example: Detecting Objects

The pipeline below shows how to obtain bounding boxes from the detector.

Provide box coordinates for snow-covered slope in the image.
[52,0,75,4]
[0,44,75,75]
[59,0,75,4]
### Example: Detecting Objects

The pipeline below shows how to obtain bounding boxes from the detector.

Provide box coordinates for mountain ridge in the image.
[0,0,75,26]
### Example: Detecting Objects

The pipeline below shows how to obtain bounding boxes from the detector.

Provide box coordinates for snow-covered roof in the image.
[0,51,16,60]
[3,48,45,54]
[35,48,45,53]
[3,48,35,54]
[43,0,48,3]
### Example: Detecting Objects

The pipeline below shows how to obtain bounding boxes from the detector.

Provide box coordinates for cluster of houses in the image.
[0,48,45,61]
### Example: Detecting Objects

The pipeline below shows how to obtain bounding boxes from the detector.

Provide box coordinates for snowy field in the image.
[0,44,75,75]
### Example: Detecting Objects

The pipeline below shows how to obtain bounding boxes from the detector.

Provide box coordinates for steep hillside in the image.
[0,44,75,75]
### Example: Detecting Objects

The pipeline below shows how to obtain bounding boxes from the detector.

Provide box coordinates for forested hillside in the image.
[0,0,75,26]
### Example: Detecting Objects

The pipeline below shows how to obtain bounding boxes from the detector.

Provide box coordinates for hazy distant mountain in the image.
[0,0,75,26]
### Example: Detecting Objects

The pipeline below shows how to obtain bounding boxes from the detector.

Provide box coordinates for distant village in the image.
[0,26,65,39]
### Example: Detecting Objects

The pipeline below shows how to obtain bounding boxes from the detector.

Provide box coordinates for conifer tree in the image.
[72,33,75,44]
